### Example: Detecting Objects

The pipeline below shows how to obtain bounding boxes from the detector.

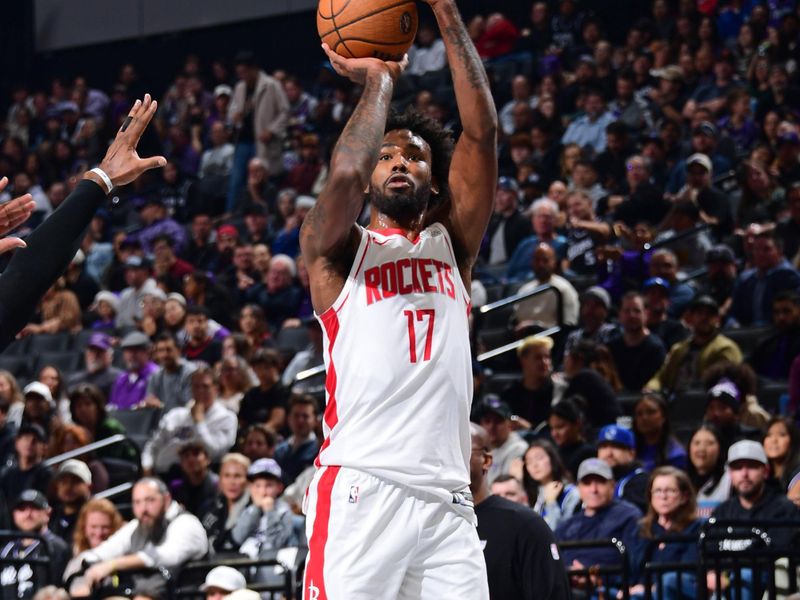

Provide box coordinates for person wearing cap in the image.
[666,121,732,195]
[500,336,557,430]
[142,365,237,475]
[88,290,119,332]
[596,425,649,513]
[116,254,159,329]
[231,457,294,561]
[199,565,246,600]
[696,244,738,317]
[564,286,618,355]
[475,395,528,485]
[0,423,52,502]
[645,295,742,393]
[561,88,615,155]
[514,243,580,329]
[21,381,57,432]
[711,440,800,548]
[729,230,800,327]
[469,424,571,600]
[749,291,800,380]
[554,457,642,578]
[648,249,696,319]
[0,489,70,595]
[70,477,208,595]
[506,197,568,282]
[673,152,734,237]
[66,332,123,398]
[607,291,666,392]
[642,276,690,350]
[703,378,762,454]
[144,332,197,412]
[274,395,320,485]
[484,176,532,265]
[49,459,92,543]
[108,331,159,410]
[648,65,685,127]
[226,50,289,213]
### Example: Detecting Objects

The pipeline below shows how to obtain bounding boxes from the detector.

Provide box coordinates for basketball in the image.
[317,0,418,62]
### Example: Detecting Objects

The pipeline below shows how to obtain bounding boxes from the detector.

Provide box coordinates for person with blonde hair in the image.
[500,336,555,431]
[199,452,252,554]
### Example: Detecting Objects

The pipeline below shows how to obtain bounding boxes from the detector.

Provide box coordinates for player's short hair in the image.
[385,107,455,210]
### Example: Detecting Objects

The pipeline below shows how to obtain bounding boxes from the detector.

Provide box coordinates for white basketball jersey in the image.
[315,223,473,501]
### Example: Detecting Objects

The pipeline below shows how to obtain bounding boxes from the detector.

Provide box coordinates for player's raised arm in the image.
[426,0,498,268]
[300,47,407,303]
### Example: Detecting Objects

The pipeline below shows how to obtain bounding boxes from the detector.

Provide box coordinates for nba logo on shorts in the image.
[348,485,359,503]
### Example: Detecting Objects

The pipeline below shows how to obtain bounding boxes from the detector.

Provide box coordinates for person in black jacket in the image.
[483,177,532,266]
[596,425,649,513]
[0,93,165,351]
[470,424,570,600]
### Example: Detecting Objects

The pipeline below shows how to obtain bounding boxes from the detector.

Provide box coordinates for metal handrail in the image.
[43,433,129,467]
[478,282,564,328]
[476,326,561,362]
[643,223,711,254]
[94,482,134,500]
[295,364,325,382]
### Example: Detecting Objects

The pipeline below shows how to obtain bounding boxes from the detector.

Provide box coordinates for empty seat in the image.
[2,336,30,356]
[0,355,31,379]
[112,407,163,450]
[275,326,310,354]
[484,373,520,395]
[101,457,141,488]
[28,332,72,354]
[36,351,82,375]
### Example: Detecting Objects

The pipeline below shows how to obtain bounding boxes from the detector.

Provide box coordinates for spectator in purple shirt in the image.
[108,331,159,410]
[134,197,188,256]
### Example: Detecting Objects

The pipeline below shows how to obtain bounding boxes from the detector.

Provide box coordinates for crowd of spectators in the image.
[0,0,800,598]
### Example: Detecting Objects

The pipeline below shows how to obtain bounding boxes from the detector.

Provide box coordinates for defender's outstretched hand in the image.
[0,176,36,255]
[86,93,167,192]
[322,43,408,85]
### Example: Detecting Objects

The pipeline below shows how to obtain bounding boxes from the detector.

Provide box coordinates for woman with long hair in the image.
[69,383,136,462]
[633,393,687,471]
[763,416,800,491]
[71,498,125,555]
[736,159,783,226]
[687,424,731,518]
[547,396,595,479]
[630,466,702,599]
[0,369,25,427]
[238,304,271,349]
[520,439,580,530]
[216,355,252,414]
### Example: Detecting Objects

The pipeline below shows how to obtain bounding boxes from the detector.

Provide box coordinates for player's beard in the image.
[369,184,430,223]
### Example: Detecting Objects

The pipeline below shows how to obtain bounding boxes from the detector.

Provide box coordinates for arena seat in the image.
[721,325,772,358]
[27,332,71,354]
[112,407,163,450]
[1,336,30,356]
[0,355,30,379]
[35,350,81,375]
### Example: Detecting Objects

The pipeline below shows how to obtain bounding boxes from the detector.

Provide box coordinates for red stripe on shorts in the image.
[315,308,340,467]
[304,465,340,600]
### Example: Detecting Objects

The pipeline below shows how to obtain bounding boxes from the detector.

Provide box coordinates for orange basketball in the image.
[318,0,418,62]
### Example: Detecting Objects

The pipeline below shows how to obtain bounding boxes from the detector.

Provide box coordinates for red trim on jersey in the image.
[371,227,420,244]
[304,466,340,600]
[315,309,341,467]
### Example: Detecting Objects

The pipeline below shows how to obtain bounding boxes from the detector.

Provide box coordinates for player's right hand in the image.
[322,43,408,85]
[89,93,167,190]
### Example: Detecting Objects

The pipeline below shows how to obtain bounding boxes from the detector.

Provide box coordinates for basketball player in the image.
[300,0,497,597]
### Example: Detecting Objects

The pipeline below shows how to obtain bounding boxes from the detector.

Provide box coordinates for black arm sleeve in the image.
[0,179,106,350]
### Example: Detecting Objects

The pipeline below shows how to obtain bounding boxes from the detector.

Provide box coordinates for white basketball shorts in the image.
[302,465,489,600]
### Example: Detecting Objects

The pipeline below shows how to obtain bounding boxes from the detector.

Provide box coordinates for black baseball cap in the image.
[17,423,47,442]
[476,395,512,420]
[14,489,49,510]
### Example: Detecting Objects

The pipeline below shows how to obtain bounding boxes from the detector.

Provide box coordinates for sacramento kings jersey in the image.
[315,222,473,501]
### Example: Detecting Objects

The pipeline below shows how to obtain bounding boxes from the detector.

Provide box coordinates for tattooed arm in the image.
[426,0,498,280]
[300,45,407,313]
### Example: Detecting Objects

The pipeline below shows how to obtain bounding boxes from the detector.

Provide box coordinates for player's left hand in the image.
[322,43,408,85]
[0,176,35,255]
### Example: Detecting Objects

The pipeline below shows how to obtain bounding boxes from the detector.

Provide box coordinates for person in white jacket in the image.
[67,478,208,594]
[142,366,237,475]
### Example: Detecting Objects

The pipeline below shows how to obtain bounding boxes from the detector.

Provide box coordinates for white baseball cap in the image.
[57,459,92,485]
[727,439,768,466]
[200,566,246,592]
[24,382,54,407]
[225,591,261,600]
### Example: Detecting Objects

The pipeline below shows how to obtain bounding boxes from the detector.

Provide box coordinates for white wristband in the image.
[90,167,114,194]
